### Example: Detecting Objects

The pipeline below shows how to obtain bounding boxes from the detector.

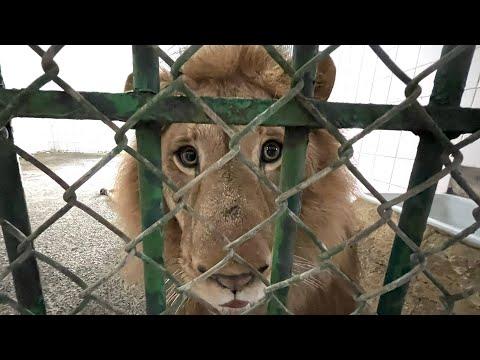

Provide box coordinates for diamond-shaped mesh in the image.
[0,45,479,315]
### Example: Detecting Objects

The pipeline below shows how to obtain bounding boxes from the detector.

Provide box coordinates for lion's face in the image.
[115,46,358,315]
[161,123,285,314]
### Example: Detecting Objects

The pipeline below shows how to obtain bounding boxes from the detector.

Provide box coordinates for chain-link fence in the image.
[0,45,479,315]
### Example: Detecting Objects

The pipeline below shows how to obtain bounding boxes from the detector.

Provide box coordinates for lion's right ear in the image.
[313,55,336,101]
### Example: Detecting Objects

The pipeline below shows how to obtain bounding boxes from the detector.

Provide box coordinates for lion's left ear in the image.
[124,70,173,93]
[124,73,134,92]
[313,55,336,101]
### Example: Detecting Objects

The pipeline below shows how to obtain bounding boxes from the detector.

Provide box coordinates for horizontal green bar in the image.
[1,89,479,133]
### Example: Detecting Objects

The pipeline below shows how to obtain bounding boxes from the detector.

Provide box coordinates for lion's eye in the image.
[176,146,198,168]
[261,140,282,163]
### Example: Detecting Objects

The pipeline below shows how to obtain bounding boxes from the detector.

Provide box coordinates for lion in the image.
[113,45,360,315]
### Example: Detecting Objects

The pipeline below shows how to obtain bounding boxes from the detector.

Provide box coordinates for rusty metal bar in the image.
[1,89,480,133]
[132,45,166,315]
[0,66,46,315]
[268,45,318,314]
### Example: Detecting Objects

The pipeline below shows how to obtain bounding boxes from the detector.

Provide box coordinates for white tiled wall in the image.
[325,45,480,194]
[0,45,186,154]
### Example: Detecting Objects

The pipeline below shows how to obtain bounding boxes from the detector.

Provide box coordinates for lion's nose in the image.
[211,272,253,294]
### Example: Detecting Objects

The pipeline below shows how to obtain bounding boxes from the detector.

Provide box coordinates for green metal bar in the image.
[377,45,476,315]
[1,89,479,133]
[268,45,318,315]
[132,45,166,315]
[0,66,46,315]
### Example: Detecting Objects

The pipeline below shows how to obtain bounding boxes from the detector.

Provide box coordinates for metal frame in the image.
[0,45,479,315]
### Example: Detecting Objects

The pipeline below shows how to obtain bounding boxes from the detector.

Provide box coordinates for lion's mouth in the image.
[220,299,249,309]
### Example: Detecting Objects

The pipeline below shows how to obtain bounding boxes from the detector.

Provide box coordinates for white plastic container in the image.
[360,192,480,249]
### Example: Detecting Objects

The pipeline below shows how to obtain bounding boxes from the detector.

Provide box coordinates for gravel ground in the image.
[0,152,145,315]
[1,152,479,315]
[354,200,480,315]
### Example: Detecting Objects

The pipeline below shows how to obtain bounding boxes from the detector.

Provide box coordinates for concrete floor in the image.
[0,152,145,315]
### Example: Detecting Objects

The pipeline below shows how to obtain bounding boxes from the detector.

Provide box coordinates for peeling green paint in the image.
[132,46,166,315]
[268,45,318,315]
[1,89,479,133]
[377,45,476,315]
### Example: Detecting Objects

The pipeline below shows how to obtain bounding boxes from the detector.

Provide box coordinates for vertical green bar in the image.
[0,66,46,315]
[268,45,318,314]
[131,45,166,314]
[377,45,475,315]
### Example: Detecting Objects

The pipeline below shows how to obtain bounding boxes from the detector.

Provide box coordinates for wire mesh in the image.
[0,45,479,315]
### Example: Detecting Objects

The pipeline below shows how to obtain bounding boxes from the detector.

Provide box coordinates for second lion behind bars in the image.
[113,45,361,315]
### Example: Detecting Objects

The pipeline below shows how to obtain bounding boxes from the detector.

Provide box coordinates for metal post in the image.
[377,45,476,315]
[131,46,166,315]
[0,65,46,315]
[268,45,318,314]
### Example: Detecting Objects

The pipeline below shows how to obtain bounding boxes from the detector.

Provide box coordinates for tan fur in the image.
[113,46,360,315]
